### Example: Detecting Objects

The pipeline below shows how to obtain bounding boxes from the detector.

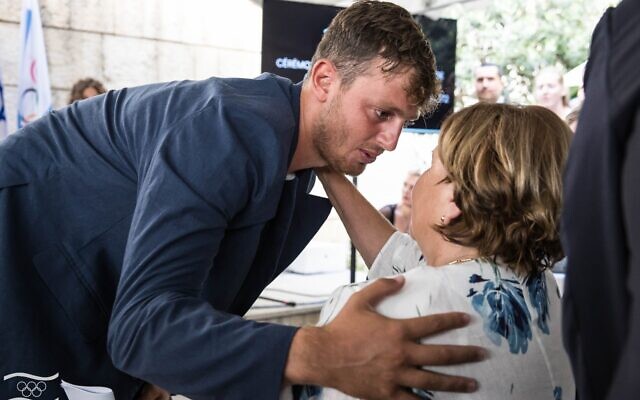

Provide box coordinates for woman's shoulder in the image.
[368,232,424,278]
[317,260,573,399]
[375,259,562,320]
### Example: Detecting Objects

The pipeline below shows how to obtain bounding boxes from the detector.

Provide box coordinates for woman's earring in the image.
[440,215,445,224]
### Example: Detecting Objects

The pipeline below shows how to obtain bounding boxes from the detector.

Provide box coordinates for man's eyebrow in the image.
[378,104,419,121]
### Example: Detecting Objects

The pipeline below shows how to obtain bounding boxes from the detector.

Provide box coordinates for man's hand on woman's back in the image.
[284,275,487,400]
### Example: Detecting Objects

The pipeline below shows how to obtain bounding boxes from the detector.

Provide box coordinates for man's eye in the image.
[375,109,391,121]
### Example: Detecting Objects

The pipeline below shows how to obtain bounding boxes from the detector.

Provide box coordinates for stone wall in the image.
[0,0,262,133]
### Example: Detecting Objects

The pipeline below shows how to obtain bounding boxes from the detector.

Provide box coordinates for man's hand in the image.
[135,383,171,400]
[285,276,486,400]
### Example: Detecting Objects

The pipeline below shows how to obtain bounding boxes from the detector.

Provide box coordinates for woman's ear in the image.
[442,184,461,225]
[308,59,337,103]
[443,199,462,225]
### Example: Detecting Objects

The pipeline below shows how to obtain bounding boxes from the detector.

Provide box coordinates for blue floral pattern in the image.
[412,388,435,399]
[553,386,562,400]
[311,232,576,399]
[298,385,323,400]
[525,271,550,334]
[467,266,532,354]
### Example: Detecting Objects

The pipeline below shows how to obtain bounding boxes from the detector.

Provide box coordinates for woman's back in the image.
[312,233,574,400]
[303,103,576,400]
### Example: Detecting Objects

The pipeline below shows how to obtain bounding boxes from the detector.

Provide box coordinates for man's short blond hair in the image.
[309,0,439,116]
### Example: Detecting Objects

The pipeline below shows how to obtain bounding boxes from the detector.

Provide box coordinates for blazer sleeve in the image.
[107,108,297,399]
[561,3,640,399]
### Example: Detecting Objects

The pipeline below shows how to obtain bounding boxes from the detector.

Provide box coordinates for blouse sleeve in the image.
[368,232,423,279]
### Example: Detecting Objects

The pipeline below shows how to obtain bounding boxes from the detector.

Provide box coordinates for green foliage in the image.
[439,0,616,107]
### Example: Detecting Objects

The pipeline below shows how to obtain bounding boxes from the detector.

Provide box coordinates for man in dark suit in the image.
[0,2,484,399]
[562,1,640,399]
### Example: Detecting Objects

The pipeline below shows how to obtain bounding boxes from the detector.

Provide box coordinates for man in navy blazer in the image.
[562,1,640,399]
[0,2,484,399]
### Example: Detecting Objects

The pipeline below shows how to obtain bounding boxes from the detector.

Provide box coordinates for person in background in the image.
[534,67,572,120]
[0,2,484,399]
[379,170,420,233]
[561,1,640,398]
[68,77,106,104]
[308,102,575,399]
[565,103,581,133]
[474,63,506,104]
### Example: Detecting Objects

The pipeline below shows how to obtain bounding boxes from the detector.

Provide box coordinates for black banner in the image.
[262,0,456,131]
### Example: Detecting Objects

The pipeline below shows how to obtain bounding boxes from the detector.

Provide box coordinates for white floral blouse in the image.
[288,232,575,400]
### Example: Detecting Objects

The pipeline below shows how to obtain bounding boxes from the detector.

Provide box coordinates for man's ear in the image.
[309,59,337,103]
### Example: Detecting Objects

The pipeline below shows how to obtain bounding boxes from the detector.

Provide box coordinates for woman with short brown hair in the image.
[304,102,575,399]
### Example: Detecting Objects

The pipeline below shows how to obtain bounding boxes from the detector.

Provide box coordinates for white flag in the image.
[0,66,7,139]
[17,0,52,129]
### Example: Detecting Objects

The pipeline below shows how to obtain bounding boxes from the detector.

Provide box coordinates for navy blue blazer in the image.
[561,2,640,399]
[0,74,331,399]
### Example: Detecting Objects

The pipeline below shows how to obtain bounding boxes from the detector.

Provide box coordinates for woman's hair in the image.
[565,103,582,129]
[309,0,438,116]
[437,103,572,275]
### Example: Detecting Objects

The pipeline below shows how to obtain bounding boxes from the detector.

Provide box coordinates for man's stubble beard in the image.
[312,95,366,176]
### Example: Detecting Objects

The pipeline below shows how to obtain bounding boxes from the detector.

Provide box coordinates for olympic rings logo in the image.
[16,380,47,398]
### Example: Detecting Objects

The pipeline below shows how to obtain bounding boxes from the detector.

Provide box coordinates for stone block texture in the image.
[0,0,262,133]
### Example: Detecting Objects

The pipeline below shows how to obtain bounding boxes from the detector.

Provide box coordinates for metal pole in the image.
[350,176,357,283]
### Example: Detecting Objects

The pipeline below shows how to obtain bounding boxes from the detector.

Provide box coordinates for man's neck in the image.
[288,85,325,173]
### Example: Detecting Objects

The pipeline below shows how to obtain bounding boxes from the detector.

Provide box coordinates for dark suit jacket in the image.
[0,74,331,399]
[561,2,640,399]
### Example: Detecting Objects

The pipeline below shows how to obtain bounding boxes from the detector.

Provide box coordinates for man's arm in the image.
[316,167,396,267]
[379,204,394,221]
[107,112,297,399]
[284,276,485,399]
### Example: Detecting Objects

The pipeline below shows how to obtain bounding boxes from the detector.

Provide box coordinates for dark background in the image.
[262,0,457,131]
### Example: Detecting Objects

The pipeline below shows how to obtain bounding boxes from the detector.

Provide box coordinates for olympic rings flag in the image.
[17,0,51,129]
[0,66,7,139]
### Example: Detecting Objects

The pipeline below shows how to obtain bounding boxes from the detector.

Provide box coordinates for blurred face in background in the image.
[474,65,503,103]
[401,173,420,208]
[81,87,100,99]
[535,70,566,111]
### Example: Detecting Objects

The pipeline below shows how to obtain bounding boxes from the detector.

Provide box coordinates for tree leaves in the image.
[439,0,615,106]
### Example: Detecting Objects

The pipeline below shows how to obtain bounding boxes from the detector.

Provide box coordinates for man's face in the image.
[313,61,419,176]
[474,65,503,103]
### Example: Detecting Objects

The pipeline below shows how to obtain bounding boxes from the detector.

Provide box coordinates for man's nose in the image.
[377,123,403,151]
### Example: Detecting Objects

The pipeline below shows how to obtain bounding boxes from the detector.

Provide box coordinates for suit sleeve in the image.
[606,106,640,399]
[107,109,297,399]
[561,3,640,399]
